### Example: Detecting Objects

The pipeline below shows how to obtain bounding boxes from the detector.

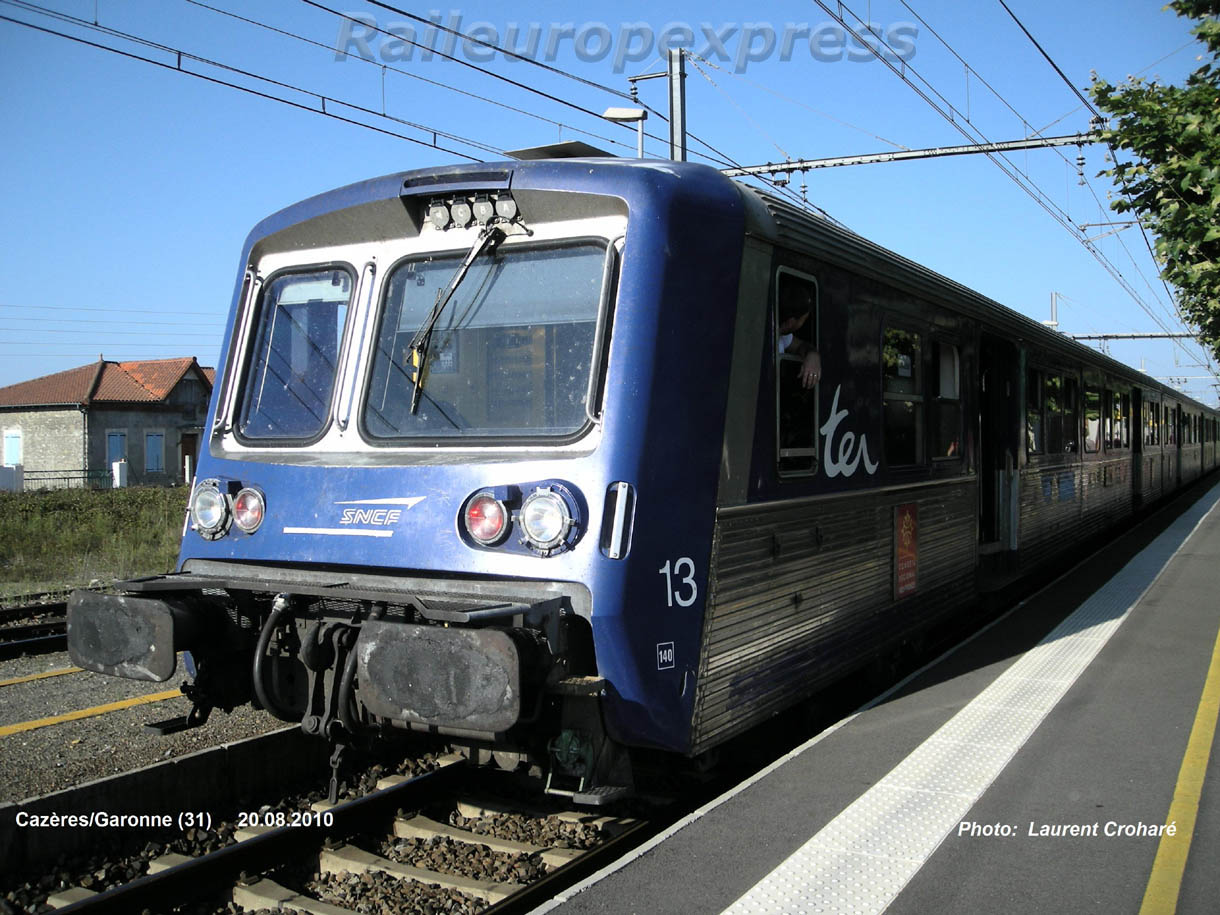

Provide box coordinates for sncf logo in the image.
[339,508,402,526]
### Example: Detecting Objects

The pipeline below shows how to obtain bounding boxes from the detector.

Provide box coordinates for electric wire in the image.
[297,0,763,173]
[296,0,678,154]
[898,0,1184,334]
[359,0,638,102]
[182,0,638,155]
[811,0,1207,373]
[994,0,1207,368]
[0,6,495,160]
[686,55,793,161]
[0,304,220,317]
[682,51,910,151]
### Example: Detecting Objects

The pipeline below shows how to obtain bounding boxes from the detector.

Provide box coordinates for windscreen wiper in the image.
[408,225,505,414]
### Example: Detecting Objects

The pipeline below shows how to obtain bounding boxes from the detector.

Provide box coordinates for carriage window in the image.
[1063,377,1079,453]
[236,267,354,441]
[775,272,819,475]
[363,242,606,441]
[883,327,923,465]
[1121,393,1131,448]
[1143,400,1156,445]
[1026,369,1043,455]
[1045,375,1065,454]
[933,341,961,458]
[1083,387,1101,453]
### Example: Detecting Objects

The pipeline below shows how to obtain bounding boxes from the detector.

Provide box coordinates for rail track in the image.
[20,753,653,915]
[0,602,68,659]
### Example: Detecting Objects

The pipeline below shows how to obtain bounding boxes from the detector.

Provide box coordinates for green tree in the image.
[1091,0,1220,362]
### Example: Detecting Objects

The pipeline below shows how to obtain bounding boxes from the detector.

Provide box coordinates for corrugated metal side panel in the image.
[690,480,977,753]
[1082,457,1136,537]
[1018,458,1134,569]
[1017,462,1083,568]
[1182,445,1203,485]
[1141,453,1165,504]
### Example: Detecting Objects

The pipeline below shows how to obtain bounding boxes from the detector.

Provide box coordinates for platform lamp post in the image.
[602,107,648,158]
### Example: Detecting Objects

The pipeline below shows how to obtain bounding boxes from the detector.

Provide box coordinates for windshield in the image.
[363,242,608,441]
[236,267,354,441]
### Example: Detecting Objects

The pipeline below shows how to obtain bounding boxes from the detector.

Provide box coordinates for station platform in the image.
[539,478,1220,915]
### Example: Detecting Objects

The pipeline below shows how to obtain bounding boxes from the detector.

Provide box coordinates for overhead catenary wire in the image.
[0,9,495,160]
[686,54,793,162]
[811,0,1208,375]
[0,304,221,317]
[358,0,639,103]
[680,51,911,151]
[897,0,1185,336]
[181,0,639,156]
[994,0,1208,368]
[296,0,682,156]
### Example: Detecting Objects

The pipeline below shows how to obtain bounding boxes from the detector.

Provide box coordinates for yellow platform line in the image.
[1139,624,1220,914]
[0,688,182,738]
[0,667,83,688]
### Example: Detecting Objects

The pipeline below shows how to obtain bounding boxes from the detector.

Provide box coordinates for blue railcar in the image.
[68,156,1220,801]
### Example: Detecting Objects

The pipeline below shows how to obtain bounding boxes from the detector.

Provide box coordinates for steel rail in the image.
[54,760,468,914]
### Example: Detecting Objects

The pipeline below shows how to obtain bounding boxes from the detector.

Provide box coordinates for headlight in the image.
[519,488,571,552]
[232,487,265,534]
[190,481,230,539]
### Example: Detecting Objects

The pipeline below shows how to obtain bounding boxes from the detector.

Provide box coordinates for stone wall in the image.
[0,409,85,486]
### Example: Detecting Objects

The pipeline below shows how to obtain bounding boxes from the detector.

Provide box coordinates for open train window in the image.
[1144,398,1160,445]
[882,326,923,466]
[1029,370,1079,456]
[933,341,961,459]
[1026,368,1043,454]
[1083,386,1102,453]
[775,270,819,476]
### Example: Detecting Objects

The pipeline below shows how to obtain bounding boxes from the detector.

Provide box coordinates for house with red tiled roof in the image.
[0,357,212,489]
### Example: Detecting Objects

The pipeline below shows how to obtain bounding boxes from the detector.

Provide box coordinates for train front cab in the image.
[67,159,756,803]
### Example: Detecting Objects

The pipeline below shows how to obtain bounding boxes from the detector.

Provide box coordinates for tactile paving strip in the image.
[724,486,1220,915]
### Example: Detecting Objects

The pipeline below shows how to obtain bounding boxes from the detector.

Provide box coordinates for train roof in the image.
[240,156,1213,416]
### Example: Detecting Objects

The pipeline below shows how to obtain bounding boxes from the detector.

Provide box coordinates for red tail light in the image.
[465,492,508,545]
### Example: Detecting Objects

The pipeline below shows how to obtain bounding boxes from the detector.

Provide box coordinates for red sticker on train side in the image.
[895,503,918,598]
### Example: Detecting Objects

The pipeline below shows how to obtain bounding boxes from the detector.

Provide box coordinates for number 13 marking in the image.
[659,557,698,608]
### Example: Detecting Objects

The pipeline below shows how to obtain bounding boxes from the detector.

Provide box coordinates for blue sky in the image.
[2,0,1216,404]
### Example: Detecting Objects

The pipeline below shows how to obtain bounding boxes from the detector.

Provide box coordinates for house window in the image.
[145,433,165,473]
[107,431,127,465]
[3,430,21,466]
[775,270,820,475]
[883,326,923,466]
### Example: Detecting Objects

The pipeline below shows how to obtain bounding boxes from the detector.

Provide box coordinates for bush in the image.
[0,486,187,597]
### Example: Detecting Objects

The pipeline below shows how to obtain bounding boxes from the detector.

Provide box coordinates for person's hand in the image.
[799,350,822,389]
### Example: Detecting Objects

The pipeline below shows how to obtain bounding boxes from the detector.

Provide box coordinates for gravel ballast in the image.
[0,649,287,802]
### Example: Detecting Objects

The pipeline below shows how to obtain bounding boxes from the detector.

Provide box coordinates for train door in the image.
[1132,389,1144,504]
[979,334,1019,551]
[1174,405,1183,488]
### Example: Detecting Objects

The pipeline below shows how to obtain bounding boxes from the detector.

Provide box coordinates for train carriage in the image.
[67,157,1219,801]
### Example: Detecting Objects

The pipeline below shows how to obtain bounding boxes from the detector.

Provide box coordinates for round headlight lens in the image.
[465,491,508,545]
[233,488,265,533]
[191,483,228,535]
[520,490,569,550]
